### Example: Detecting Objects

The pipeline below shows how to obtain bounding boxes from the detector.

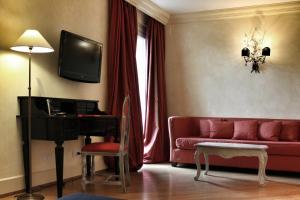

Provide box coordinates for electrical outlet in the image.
[72,149,81,157]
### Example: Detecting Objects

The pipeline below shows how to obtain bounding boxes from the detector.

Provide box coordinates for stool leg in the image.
[82,154,86,181]
[125,153,130,186]
[119,155,126,192]
[91,155,95,180]
[81,153,87,191]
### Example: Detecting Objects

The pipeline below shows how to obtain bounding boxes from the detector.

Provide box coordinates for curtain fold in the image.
[107,0,143,171]
[143,17,169,163]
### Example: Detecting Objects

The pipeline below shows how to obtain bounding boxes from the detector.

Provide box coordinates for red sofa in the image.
[168,116,300,172]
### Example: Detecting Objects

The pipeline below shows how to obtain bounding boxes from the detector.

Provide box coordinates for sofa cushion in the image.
[175,137,300,157]
[258,121,281,141]
[209,120,233,139]
[199,120,210,138]
[280,121,299,141]
[176,137,226,150]
[233,120,258,140]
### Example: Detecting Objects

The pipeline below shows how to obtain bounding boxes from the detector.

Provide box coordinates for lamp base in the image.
[16,193,45,200]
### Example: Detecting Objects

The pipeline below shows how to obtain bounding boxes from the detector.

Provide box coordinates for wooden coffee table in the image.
[194,142,268,184]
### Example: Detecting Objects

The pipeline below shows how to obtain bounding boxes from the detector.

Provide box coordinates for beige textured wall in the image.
[0,0,108,194]
[166,8,300,119]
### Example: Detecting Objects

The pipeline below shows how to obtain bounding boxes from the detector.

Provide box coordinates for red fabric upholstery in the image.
[258,121,281,141]
[175,137,300,156]
[168,117,200,149]
[233,120,258,140]
[280,121,299,141]
[209,120,233,139]
[199,120,210,138]
[169,116,300,172]
[82,142,120,153]
[172,149,300,172]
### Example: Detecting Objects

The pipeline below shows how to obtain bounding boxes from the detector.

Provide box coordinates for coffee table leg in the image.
[262,151,268,180]
[258,151,268,185]
[204,153,209,175]
[194,149,201,181]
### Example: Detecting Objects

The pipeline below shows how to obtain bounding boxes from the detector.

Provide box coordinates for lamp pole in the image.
[27,47,32,193]
[11,29,54,200]
[17,47,45,200]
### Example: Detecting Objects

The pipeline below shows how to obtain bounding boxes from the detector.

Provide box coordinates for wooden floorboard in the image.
[4,164,300,200]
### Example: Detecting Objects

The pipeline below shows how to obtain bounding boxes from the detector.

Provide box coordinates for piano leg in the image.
[55,140,64,198]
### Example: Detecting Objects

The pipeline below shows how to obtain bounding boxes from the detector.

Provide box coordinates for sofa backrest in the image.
[168,116,300,147]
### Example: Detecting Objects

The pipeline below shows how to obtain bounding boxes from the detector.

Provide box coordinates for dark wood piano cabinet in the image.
[18,97,119,198]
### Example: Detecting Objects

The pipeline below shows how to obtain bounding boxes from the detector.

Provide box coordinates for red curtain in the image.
[143,17,169,163]
[107,0,143,170]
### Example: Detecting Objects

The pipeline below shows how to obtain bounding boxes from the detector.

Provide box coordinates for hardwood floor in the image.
[4,164,300,200]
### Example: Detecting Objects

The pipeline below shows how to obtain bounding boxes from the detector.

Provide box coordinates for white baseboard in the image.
[0,165,82,195]
[0,175,24,195]
[0,155,107,196]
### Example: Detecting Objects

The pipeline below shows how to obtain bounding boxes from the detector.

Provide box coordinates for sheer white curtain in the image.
[136,35,147,130]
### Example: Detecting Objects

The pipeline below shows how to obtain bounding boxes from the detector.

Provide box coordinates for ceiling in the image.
[150,0,298,14]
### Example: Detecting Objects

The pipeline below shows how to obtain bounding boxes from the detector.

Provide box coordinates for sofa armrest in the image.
[168,116,199,155]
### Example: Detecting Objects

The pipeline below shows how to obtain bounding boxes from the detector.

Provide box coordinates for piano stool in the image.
[81,96,131,193]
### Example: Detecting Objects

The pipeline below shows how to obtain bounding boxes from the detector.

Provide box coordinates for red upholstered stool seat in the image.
[81,142,120,153]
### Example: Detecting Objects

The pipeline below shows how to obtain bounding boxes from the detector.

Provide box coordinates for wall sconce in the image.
[241,28,271,73]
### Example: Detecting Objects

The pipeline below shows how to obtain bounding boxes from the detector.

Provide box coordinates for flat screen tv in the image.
[58,30,102,83]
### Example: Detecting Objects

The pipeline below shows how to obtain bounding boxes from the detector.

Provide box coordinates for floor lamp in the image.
[11,30,54,200]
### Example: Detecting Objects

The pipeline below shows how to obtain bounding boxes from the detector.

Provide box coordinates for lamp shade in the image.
[262,47,271,56]
[241,47,250,57]
[10,29,54,53]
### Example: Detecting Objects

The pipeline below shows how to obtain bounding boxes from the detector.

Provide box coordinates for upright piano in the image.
[18,96,119,198]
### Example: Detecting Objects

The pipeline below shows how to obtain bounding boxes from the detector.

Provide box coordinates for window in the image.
[136,35,147,130]
[136,11,147,130]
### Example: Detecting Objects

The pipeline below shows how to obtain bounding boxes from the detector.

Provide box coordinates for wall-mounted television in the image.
[58,30,102,83]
